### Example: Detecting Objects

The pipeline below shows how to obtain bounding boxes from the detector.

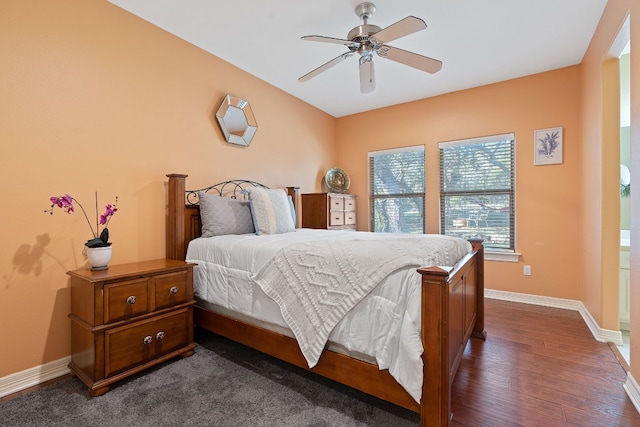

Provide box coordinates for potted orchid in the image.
[46,193,118,271]
[46,193,118,247]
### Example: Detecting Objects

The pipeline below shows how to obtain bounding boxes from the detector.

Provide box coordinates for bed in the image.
[165,173,486,427]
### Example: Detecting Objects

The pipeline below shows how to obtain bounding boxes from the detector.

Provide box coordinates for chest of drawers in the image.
[67,259,196,396]
[301,193,357,230]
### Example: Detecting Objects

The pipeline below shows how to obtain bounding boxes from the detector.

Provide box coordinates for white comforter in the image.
[186,229,471,403]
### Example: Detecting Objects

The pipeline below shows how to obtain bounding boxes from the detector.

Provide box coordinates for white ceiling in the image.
[108,0,608,118]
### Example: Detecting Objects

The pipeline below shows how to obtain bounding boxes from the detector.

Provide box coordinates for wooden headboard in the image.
[166,174,299,261]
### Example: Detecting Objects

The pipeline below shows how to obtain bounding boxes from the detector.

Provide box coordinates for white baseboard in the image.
[625,373,640,414]
[485,289,624,345]
[0,356,70,399]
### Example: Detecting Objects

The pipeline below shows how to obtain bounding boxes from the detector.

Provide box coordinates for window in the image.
[369,145,425,233]
[439,134,515,251]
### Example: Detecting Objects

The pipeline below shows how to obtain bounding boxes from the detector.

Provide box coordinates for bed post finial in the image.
[166,174,188,260]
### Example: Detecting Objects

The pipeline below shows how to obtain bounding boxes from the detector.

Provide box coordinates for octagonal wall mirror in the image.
[215,94,258,146]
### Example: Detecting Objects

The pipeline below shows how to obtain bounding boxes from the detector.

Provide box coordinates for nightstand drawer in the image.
[345,198,356,210]
[104,278,150,323]
[329,196,344,210]
[105,308,190,377]
[154,270,189,309]
[329,211,345,226]
[344,212,356,225]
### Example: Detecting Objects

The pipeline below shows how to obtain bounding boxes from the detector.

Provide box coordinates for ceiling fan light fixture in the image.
[358,43,374,57]
[299,2,442,94]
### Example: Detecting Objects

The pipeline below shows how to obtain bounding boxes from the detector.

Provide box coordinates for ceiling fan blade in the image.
[377,45,442,74]
[359,56,375,94]
[299,52,354,82]
[370,16,427,45]
[301,35,359,48]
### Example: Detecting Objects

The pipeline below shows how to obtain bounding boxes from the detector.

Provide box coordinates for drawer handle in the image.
[143,335,153,345]
[169,286,179,295]
[156,331,165,341]
[126,295,137,305]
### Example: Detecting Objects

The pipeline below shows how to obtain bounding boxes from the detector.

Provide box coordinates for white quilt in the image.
[186,229,471,403]
[253,236,470,368]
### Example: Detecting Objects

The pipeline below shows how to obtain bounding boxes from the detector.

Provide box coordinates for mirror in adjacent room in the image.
[215,94,258,146]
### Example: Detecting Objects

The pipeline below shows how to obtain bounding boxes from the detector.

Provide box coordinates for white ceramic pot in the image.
[86,246,112,271]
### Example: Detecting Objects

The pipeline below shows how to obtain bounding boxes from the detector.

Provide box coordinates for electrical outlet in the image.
[523,265,532,276]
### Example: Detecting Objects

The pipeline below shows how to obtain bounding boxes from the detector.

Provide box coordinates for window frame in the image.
[438,134,517,259]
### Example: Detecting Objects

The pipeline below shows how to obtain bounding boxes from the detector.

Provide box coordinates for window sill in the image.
[485,250,520,262]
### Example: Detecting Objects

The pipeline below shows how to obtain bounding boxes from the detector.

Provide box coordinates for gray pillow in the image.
[248,188,296,235]
[198,191,255,237]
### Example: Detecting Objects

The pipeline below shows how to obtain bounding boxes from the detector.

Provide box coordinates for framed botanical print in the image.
[534,127,563,165]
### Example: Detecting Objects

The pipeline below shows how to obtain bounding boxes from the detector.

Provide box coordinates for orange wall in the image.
[0,0,336,378]
[580,0,640,378]
[336,66,583,300]
[580,0,624,335]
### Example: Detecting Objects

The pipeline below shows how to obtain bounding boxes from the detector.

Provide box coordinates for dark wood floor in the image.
[2,298,639,426]
[450,298,640,426]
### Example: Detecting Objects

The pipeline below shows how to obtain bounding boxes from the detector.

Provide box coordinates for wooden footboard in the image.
[418,240,485,425]
[166,173,486,427]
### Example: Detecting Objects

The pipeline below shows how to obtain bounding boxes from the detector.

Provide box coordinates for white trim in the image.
[485,289,623,345]
[368,144,424,157]
[485,250,520,262]
[438,133,515,148]
[608,13,630,58]
[624,373,640,414]
[0,356,70,399]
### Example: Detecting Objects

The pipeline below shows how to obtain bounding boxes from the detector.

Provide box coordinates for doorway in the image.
[618,37,631,364]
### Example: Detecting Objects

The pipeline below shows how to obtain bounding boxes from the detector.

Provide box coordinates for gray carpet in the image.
[1,328,419,426]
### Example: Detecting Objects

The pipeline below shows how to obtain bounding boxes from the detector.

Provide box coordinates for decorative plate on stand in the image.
[325,168,350,193]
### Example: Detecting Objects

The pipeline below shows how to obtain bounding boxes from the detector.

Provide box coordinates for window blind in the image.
[369,145,425,233]
[439,134,515,250]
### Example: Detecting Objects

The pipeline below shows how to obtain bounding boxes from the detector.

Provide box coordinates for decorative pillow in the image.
[287,195,296,227]
[249,187,296,235]
[198,191,255,237]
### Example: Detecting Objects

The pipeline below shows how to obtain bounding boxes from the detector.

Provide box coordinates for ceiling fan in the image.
[298,2,442,94]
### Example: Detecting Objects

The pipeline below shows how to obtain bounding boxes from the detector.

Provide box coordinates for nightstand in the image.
[67,259,196,396]
[301,193,357,230]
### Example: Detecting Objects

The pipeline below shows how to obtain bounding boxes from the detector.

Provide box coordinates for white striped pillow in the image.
[249,188,295,235]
